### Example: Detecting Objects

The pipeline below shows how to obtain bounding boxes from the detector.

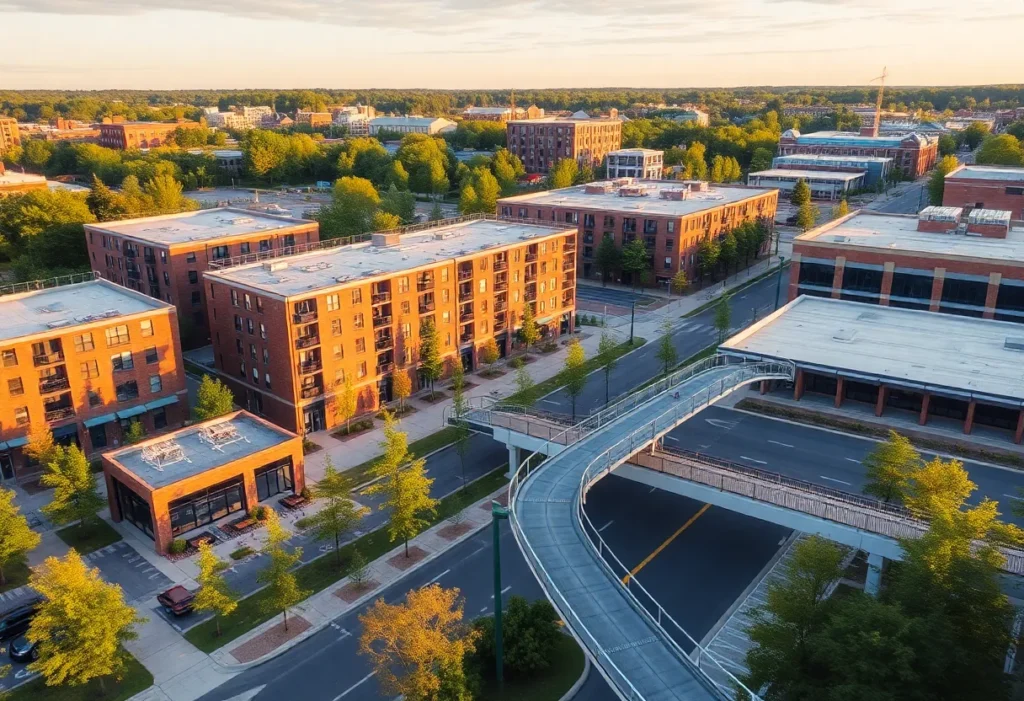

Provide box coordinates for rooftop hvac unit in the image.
[198,422,249,451]
[263,261,289,272]
[227,217,255,226]
[584,182,615,194]
[1005,337,1024,352]
[618,185,648,198]
[300,262,332,273]
[141,440,191,470]
[46,319,73,329]
[659,189,690,201]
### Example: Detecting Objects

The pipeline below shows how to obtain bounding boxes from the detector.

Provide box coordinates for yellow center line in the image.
[622,504,711,585]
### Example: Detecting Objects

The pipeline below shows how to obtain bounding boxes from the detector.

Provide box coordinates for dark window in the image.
[191,291,202,306]
[995,283,1024,323]
[89,424,108,449]
[145,347,158,364]
[115,480,153,539]
[186,252,197,263]
[168,476,246,536]
[111,351,134,371]
[797,261,836,289]
[152,407,167,430]
[839,266,882,303]
[212,245,229,260]
[940,276,988,316]
[240,242,250,255]
[255,459,294,501]
[115,380,139,402]
[188,271,198,284]
[1006,186,1024,196]
[889,270,934,305]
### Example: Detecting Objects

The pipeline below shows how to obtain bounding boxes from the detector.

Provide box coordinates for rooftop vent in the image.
[433,231,459,240]
[46,319,73,329]
[198,422,249,451]
[263,261,289,272]
[1005,337,1024,352]
[300,262,332,273]
[227,217,255,226]
[37,303,66,314]
[141,439,191,470]
[372,232,402,247]
[832,328,857,343]
[659,188,690,201]
[618,185,649,198]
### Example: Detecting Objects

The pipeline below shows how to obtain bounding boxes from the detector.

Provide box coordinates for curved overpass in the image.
[508,356,795,701]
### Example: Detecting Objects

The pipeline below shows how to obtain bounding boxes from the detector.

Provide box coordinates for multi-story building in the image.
[605,149,664,179]
[943,165,1024,219]
[498,179,778,286]
[0,164,48,197]
[206,109,269,131]
[0,117,20,157]
[295,112,333,128]
[747,169,865,201]
[202,218,578,434]
[98,120,202,150]
[369,116,457,136]
[331,106,376,136]
[0,276,188,481]
[506,117,622,174]
[85,209,319,342]
[669,109,710,126]
[461,106,537,122]
[777,128,938,178]
[771,153,893,187]
[213,150,244,175]
[788,207,1024,322]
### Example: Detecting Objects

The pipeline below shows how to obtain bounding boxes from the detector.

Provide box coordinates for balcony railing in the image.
[459,330,474,344]
[297,359,323,375]
[144,254,157,265]
[33,351,65,367]
[373,314,392,329]
[376,362,394,375]
[525,290,537,302]
[459,310,474,323]
[494,317,508,332]
[525,272,537,283]
[494,281,508,292]
[124,249,137,258]
[375,335,393,351]
[458,289,473,302]
[458,270,473,281]
[39,377,70,394]
[493,260,508,272]
[494,300,507,312]
[417,279,434,291]
[371,291,391,305]
[126,270,142,281]
[295,335,320,350]
[418,301,435,314]
[44,406,75,422]
[300,385,323,399]
[525,252,538,262]
[293,310,317,324]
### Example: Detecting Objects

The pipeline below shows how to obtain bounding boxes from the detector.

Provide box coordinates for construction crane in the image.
[869,66,888,136]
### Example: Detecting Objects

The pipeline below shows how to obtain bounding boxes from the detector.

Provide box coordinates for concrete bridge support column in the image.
[865,552,884,597]
[507,445,520,478]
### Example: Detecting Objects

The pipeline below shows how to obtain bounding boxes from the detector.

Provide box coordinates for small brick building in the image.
[943,165,1024,220]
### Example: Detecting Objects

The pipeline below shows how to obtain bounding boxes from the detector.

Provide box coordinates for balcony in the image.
[525,251,538,262]
[494,316,507,332]
[293,310,317,324]
[493,259,508,272]
[371,291,391,305]
[459,329,474,344]
[295,335,320,350]
[297,359,323,375]
[33,351,65,367]
[459,309,474,323]
[44,406,75,422]
[418,300,435,314]
[39,376,70,394]
[375,335,393,351]
[562,293,576,307]
[494,280,508,293]
[300,385,323,399]
[376,362,394,375]
[458,269,473,282]
[525,290,537,302]
[373,314,392,329]
[494,299,507,312]
[416,278,434,292]
[525,272,537,283]
[124,249,137,258]
[144,254,157,265]
[458,288,473,302]
[126,269,142,281]
[563,272,574,285]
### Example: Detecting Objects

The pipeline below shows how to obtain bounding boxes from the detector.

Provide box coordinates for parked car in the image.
[0,598,42,641]
[9,636,38,662]
[784,214,799,226]
[157,585,195,616]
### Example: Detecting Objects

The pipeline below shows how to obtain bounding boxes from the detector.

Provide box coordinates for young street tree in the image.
[790,178,811,207]
[595,234,620,285]
[563,337,587,422]
[257,509,308,632]
[796,200,818,232]
[479,336,500,374]
[28,550,144,691]
[193,375,235,421]
[831,198,850,220]
[335,374,358,434]
[359,584,478,701]
[656,320,678,375]
[24,422,57,468]
[670,269,688,296]
[192,541,237,637]
[41,445,105,528]
[597,331,619,404]
[862,430,921,503]
[450,358,471,489]
[713,295,732,342]
[928,154,961,205]
[124,419,145,445]
[392,370,412,414]
[512,362,535,408]
[311,457,365,566]
[418,318,443,398]
[621,238,649,291]
[367,412,438,557]
[0,488,40,586]
[518,303,540,355]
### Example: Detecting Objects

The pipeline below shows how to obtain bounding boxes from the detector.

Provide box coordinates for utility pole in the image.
[492,501,509,686]
[774,255,786,310]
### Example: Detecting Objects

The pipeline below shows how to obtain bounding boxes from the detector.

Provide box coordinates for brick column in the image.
[930,267,945,312]
[834,377,845,408]
[919,393,930,425]
[1016,410,1024,444]
[964,400,977,434]
[983,272,1001,319]
[760,380,769,395]
[831,256,845,300]
[879,262,895,306]
[875,385,887,417]
[793,369,805,400]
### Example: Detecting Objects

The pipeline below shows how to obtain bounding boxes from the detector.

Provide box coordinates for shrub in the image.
[229,546,254,560]
[169,539,188,555]
[294,516,315,531]
[510,357,524,370]
[471,596,561,678]
[250,505,268,521]
[300,486,312,500]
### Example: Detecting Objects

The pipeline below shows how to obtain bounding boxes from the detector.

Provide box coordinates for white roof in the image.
[797,211,1024,262]
[205,218,574,299]
[608,148,663,156]
[370,116,456,128]
[463,107,512,115]
[947,165,1024,183]
[722,296,1024,403]
[0,171,46,187]
[774,154,893,164]
[0,278,169,343]
[84,208,313,247]
[213,150,243,158]
[749,169,864,182]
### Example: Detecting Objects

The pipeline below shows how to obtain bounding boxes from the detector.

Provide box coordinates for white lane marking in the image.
[845,458,861,464]
[469,546,486,557]
[422,568,450,587]
[540,399,560,406]
[648,487,656,493]
[1004,493,1024,502]
[740,456,768,465]
[491,586,512,598]
[706,418,738,430]
[148,573,163,580]
[332,672,377,700]
[664,436,679,443]
[820,475,852,486]
[480,606,489,613]
[598,520,615,532]
[767,440,794,448]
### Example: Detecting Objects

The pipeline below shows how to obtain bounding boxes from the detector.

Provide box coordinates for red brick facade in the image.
[98,121,201,150]
[943,166,1024,219]
[507,119,622,174]
[777,131,937,178]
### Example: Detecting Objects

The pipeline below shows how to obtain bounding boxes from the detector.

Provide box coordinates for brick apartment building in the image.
[498,180,778,286]
[943,165,1024,219]
[0,276,188,482]
[506,117,622,174]
[202,218,578,434]
[789,207,1024,322]
[97,120,202,150]
[0,117,20,157]
[295,111,333,128]
[777,128,938,178]
[605,149,664,179]
[103,410,303,552]
[85,209,319,344]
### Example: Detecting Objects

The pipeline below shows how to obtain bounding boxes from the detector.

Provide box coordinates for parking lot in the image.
[82,540,173,603]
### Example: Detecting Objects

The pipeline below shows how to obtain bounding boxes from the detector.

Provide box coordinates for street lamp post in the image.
[774,255,787,311]
[492,500,509,686]
[629,300,635,345]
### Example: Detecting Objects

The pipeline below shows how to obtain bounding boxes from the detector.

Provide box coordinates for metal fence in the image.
[0,271,100,298]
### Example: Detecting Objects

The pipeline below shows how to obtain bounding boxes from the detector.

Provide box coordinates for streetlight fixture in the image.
[491,500,509,686]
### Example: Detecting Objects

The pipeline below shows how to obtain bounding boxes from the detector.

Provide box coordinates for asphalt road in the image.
[872,181,927,214]
[198,473,785,701]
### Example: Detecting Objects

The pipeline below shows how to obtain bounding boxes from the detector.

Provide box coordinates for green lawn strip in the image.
[682,258,789,319]
[346,425,462,488]
[8,650,152,701]
[185,467,509,653]
[0,555,31,593]
[55,519,123,555]
[477,633,586,701]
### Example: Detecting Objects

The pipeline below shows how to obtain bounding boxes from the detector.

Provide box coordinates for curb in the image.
[559,649,591,701]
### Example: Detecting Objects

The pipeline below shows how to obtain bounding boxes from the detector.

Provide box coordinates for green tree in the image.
[479,337,500,373]
[512,363,534,408]
[380,184,416,223]
[790,178,811,207]
[796,200,818,232]
[547,158,578,189]
[621,238,649,290]
[461,166,500,214]
[713,294,731,342]
[718,230,738,274]
[830,198,850,220]
[457,183,479,215]
[28,550,144,692]
[366,412,438,557]
[957,121,990,150]
[696,235,719,283]
[371,210,401,232]
[317,176,381,239]
[680,142,708,180]
[518,302,540,354]
[310,457,365,565]
[749,147,773,173]
[595,234,620,285]
[40,446,104,528]
[20,140,54,171]
[24,422,57,469]
[143,174,199,213]
[418,318,443,398]
[193,375,234,421]
[975,134,1024,166]
[86,174,130,221]
[192,541,237,637]
[393,370,412,413]
[670,269,688,295]
[0,488,40,586]
[123,419,145,445]
[709,155,726,183]
[334,373,358,434]
[655,320,678,375]
[491,148,525,194]
[471,595,560,679]
[938,133,958,157]
[863,430,921,503]
[563,337,587,422]
[450,358,471,489]
[928,155,960,206]
[429,200,444,221]
[597,331,618,404]
[0,189,95,249]
[258,509,308,631]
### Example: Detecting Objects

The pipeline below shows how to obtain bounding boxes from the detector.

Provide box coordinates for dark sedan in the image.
[9,636,38,662]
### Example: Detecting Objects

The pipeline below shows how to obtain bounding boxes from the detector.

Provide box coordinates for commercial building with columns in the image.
[721,296,1024,444]
[789,208,1024,321]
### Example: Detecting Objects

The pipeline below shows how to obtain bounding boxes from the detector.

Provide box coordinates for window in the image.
[240,242,250,255]
[1006,186,1024,196]
[169,476,246,536]
[116,380,139,402]
[326,294,340,312]
[356,338,366,353]
[244,293,252,311]
[402,322,412,337]
[14,407,29,427]
[191,291,201,306]
[333,344,343,359]
[351,289,363,305]
[334,369,344,386]
[331,319,342,336]
[145,347,158,364]
[81,360,99,379]
[153,407,167,430]
[186,252,197,263]
[263,348,270,364]
[255,460,294,502]
[357,361,367,378]
[401,301,410,314]
[212,245,229,260]
[188,270,198,284]
[256,297,264,314]
[445,332,452,346]
[441,268,449,283]
[149,375,162,393]
[354,313,365,329]
[260,323,267,340]
[246,318,254,335]
[88,390,102,407]
[265,372,271,388]
[111,351,134,371]
[252,367,259,384]
[105,325,130,347]
[397,277,409,293]
[231,290,239,307]
[7,378,23,396]
[235,339,243,355]
[250,343,257,360]
[442,289,450,303]
[478,279,487,293]
[74,333,94,353]
[442,311,451,324]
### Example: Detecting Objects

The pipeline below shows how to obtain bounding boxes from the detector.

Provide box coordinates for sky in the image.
[1,0,1023,90]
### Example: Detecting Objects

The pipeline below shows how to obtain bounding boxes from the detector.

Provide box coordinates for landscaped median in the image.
[7,650,152,701]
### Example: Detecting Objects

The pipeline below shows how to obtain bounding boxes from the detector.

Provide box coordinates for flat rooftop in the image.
[0,278,168,343]
[790,130,933,147]
[501,180,776,216]
[796,211,1024,262]
[947,165,1024,183]
[508,117,620,124]
[206,218,574,298]
[721,296,1024,403]
[0,171,46,186]
[750,169,864,182]
[608,148,663,155]
[107,412,294,489]
[774,154,893,164]
[84,208,312,246]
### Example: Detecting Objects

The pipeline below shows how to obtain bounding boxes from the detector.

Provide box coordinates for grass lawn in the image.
[56,519,123,555]
[8,650,152,701]
[478,634,586,701]
[0,555,31,593]
[184,467,508,653]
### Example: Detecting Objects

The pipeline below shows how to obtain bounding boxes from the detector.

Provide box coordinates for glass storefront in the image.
[255,459,294,502]
[169,476,246,536]
[114,479,154,540]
